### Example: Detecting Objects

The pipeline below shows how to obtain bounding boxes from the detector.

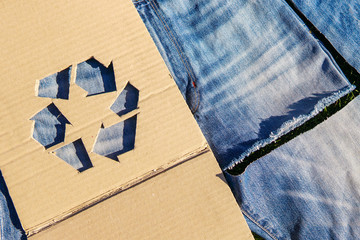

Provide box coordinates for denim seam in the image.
[241,208,279,240]
[133,0,147,4]
[147,0,200,113]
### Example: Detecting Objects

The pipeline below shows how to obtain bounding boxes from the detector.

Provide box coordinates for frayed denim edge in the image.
[225,84,356,170]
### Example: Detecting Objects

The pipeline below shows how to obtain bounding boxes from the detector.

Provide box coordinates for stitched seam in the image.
[149,0,199,113]
[241,208,279,240]
[148,0,200,113]
[133,0,147,4]
[152,1,200,113]
[149,0,196,84]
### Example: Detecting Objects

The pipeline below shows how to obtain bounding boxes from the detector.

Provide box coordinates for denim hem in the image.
[225,84,356,170]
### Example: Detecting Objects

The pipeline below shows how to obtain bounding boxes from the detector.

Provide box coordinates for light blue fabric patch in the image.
[37,66,71,99]
[30,103,70,149]
[92,115,137,160]
[76,58,116,96]
[55,139,93,172]
[110,82,139,116]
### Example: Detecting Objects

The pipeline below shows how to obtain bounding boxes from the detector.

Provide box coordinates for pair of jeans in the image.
[133,0,354,170]
[133,0,358,239]
[225,96,360,239]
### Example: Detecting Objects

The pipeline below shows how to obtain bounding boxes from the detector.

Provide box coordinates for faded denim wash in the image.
[133,0,354,170]
[226,96,360,240]
[289,0,360,72]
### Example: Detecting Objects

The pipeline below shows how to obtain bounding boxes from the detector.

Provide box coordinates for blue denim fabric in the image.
[36,67,71,99]
[76,58,117,96]
[289,0,360,72]
[54,139,93,172]
[0,171,24,240]
[110,82,139,116]
[92,115,137,160]
[133,0,354,170]
[30,103,70,149]
[225,96,360,240]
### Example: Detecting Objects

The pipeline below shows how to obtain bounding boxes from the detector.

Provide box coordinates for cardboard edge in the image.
[26,144,210,237]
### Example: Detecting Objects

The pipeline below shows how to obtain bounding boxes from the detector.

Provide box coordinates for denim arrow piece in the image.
[110,82,139,116]
[92,115,137,160]
[76,57,116,96]
[54,139,93,172]
[30,103,70,149]
[36,66,71,100]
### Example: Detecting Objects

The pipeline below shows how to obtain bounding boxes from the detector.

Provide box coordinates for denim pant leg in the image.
[289,0,360,73]
[0,171,24,240]
[225,96,360,240]
[133,0,354,170]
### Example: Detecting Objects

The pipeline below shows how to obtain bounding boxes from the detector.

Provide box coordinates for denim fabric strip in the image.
[133,0,355,170]
[0,171,24,240]
[225,96,360,240]
[289,0,360,72]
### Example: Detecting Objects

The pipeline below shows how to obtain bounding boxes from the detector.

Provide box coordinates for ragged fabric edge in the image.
[225,84,356,170]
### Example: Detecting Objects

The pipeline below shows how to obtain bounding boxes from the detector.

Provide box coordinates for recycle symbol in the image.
[30,57,139,172]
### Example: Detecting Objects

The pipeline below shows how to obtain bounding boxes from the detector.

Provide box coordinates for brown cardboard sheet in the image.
[30,151,253,240]
[0,0,253,238]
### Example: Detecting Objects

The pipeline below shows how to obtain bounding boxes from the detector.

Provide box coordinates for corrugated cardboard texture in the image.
[29,151,253,240]
[0,0,207,232]
[0,0,253,238]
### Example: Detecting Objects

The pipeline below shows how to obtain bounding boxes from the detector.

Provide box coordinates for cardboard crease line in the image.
[26,143,210,237]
